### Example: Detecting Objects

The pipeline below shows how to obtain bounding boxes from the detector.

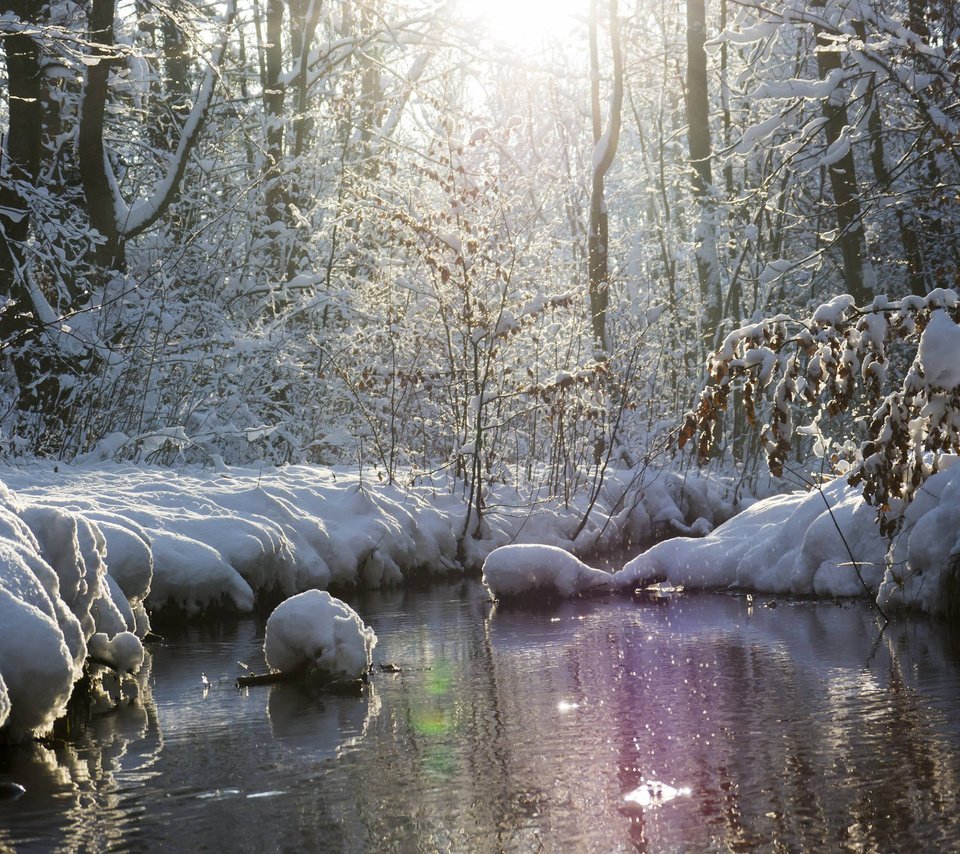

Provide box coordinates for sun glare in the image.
[463,0,583,52]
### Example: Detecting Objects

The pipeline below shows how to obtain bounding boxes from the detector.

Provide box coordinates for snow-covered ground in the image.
[5,449,958,745]
[484,459,960,619]
[0,458,734,742]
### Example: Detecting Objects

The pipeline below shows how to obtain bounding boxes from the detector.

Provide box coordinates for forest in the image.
[0,0,953,498]
[4,6,960,845]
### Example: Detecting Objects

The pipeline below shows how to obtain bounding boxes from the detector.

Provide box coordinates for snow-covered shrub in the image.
[681,289,960,535]
[482,543,613,600]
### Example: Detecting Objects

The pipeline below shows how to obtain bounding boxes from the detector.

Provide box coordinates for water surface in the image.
[2,582,960,852]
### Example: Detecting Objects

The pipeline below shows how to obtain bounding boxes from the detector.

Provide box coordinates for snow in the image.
[0,671,9,730]
[88,630,144,673]
[482,544,613,599]
[3,440,960,742]
[0,456,738,740]
[264,590,376,680]
[882,459,960,613]
[812,293,856,325]
[613,476,887,597]
[0,454,716,740]
[918,310,960,389]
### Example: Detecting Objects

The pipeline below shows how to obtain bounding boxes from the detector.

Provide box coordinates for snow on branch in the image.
[120,0,237,239]
[679,289,960,535]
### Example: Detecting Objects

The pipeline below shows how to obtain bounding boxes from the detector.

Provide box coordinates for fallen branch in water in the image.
[236,668,367,695]
[236,670,287,688]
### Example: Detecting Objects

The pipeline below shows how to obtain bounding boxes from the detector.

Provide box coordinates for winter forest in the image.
[0,0,953,483]
[3,0,960,840]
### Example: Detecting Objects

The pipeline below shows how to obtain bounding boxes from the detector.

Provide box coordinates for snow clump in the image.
[264,590,377,680]
[482,543,613,599]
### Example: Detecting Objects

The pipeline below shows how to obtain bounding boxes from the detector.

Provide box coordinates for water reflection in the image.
[0,659,159,852]
[1,585,960,851]
[267,680,379,755]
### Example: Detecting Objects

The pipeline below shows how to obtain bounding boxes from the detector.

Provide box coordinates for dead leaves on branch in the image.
[679,289,960,533]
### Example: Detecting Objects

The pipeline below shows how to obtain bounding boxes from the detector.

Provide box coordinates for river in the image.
[2,581,960,852]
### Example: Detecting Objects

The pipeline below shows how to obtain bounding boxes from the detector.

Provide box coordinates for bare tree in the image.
[588,0,623,356]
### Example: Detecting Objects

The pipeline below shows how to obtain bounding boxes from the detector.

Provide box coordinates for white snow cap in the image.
[0,671,9,730]
[918,309,960,389]
[264,589,377,680]
[88,630,145,674]
[482,543,613,599]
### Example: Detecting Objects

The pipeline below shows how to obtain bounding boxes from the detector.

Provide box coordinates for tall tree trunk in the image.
[686,0,721,347]
[290,0,323,160]
[854,18,926,296]
[812,6,870,304]
[79,0,125,270]
[263,0,286,226]
[588,0,623,356]
[0,21,41,317]
[0,4,44,398]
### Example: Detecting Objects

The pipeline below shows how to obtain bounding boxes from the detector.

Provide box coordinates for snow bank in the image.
[881,458,960,613]
[4,446,960,743]
[614,476,887,597]
[612,463,960,615]
[0,457,741,741]
[0,461,733,616]
[483,544,613,599]
[264,590,376,680]
[0,480,148,741]
[459,467,739,569]
[0,671,9,730]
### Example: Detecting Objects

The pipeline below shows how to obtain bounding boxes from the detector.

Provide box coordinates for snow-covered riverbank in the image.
[6,453,958,745]
[483,459,960,620]
[0,459,734,742]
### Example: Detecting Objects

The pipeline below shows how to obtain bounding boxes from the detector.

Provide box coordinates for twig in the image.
[784,465,888,623]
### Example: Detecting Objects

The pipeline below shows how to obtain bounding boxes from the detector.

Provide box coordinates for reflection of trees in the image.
[603,597,960,851]
[3,590,960,850]
[333,584,547,850]
[342,589,960,851]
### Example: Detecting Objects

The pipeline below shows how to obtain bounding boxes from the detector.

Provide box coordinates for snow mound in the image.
[148,531,255,615]
[0,490,151,741]
[482,544,613,599]
[0,583,78,741]
[881,458,960,613]
[918,309,960,389]
[614,476,886,597]
[0,671,9,730]
[264,590,377,680]
[88,631,145,674]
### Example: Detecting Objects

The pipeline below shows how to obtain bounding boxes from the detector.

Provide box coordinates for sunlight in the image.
[461,0,583,52]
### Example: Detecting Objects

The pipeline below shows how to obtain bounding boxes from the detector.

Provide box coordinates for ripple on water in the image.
[2,584,960,852]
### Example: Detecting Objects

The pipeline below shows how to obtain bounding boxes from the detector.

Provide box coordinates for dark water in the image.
[2,582,960,852]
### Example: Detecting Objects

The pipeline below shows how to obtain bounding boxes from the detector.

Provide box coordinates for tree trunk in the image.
[588,0,623,356]
[812,6,870,304]
[263,0,286,226]
[79,0,125,270]
[686,0,722,347]
[855,18,926,296]
[0,6,44,397]
[0,24,42,321]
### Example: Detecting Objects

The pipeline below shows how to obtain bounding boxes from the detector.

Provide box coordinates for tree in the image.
[588,0,623,355]
[811,0,872,304]
[79,0,236,271]
[679,288,960,535]
[686,0,722,347]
